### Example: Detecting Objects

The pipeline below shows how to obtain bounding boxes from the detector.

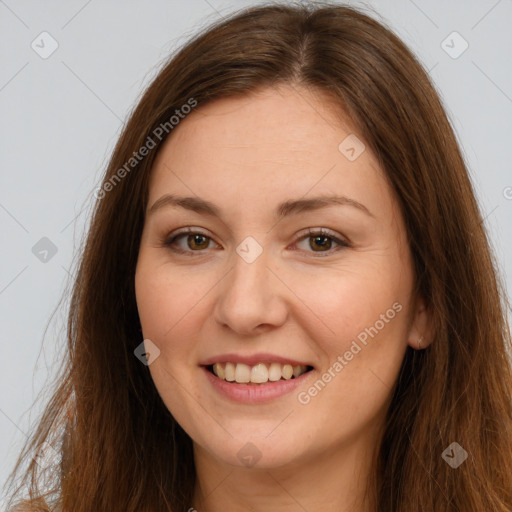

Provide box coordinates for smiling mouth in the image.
[206,362,314,385]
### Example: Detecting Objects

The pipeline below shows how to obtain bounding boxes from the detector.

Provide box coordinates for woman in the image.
[4,2,512,511]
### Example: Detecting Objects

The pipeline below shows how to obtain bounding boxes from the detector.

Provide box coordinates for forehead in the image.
[148,86,392,218]
[158,86,359,163]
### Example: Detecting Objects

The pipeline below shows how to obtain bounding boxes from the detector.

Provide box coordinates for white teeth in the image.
[250,363,269,383]
[211,362,309,384]
[224,362,236,382]
[281,364,293,380]
[268,362,282,381]
[235,363,251,383]
[213,363,225,380]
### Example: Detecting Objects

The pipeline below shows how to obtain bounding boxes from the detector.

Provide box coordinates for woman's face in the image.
[135,85,428,470]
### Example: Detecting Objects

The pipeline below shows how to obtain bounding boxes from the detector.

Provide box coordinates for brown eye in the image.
[293,228,350,256]
[187,234,210,250]
[164,229,217,254]
[309,235,332,251]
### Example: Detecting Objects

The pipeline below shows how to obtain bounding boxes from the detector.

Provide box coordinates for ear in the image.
[407,296,433,350]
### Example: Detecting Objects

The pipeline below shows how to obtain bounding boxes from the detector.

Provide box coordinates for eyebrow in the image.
[147,194,375,219]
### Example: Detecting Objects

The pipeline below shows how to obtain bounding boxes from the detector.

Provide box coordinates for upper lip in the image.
[200,353,314,368]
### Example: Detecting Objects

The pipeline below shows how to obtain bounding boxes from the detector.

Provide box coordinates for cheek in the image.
[295,274,409,430]
[135,270,173,337]
[135,263,206,418]
[286,258,412,405]
[135,260,220,385]
[289,260,408,343]
[136,261,206,337]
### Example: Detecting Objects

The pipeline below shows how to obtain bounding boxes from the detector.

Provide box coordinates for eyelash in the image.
[163,227,350,257]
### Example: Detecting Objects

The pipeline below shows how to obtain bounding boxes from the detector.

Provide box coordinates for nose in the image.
[213,248,288,335]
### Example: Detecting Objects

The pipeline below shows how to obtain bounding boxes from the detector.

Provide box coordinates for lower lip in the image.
[202,366,312,404]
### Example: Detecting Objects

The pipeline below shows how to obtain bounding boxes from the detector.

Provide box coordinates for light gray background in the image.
[1,0,511,503]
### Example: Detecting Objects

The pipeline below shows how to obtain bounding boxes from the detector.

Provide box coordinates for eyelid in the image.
[165,226,211,240]
[294,226,346,241]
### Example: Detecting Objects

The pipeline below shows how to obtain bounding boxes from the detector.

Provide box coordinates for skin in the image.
[135,85,432,512]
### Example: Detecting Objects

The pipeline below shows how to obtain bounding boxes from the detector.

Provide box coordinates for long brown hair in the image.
[4,2,512,511]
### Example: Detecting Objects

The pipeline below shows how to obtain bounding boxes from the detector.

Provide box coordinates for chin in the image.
[194,430,308,470]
